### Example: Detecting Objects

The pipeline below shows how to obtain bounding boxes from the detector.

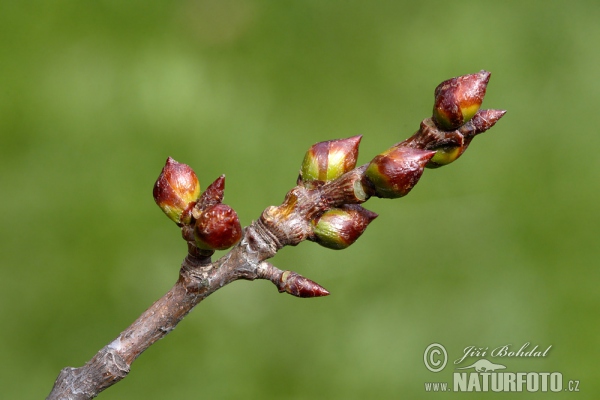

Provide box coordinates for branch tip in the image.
[278,270,330,298]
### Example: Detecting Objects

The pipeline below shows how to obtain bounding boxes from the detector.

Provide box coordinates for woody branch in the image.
[47,71,505,400]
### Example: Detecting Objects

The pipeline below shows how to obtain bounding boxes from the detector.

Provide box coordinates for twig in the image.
[47,71,505,399]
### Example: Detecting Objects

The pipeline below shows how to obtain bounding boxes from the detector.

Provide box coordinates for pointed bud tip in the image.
[206,175,225,193]
[360,207,378,222]
[208,175,226,193]
[346,135,363,146]
[462,109,507,138]
[196,174,227,211]
[485,109,507,120]
[279,271,330,298]
[482,109,507,127]
[312,287,330,297]
[476,69,491,83]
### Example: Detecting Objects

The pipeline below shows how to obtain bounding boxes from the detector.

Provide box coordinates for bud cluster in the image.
[152,71,505,288]
[298,137,379,250]
[425,70,505,168]
[153,158,241,252]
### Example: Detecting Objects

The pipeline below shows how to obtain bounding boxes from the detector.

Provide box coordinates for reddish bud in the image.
[199,175,225,207]
[365,147,435,198]
[153,157,201,224]
[311,205,378,250]
[194,204,242,250]
[432,70,490,131]
[278,270,330,298]
[191,175,226,221]
[300,136,361,187]
[459,109,507,140]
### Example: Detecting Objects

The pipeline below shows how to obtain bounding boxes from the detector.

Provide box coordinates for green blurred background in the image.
[1,1,598,398]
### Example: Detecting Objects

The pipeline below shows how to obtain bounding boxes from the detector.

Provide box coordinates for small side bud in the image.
[427,109,507,168]
[192,175,226,220]
[278,270,330,298]
[311,205,378,250]
[153,157,201,224]
[364,147,435,199]
[300,136,361,187]
[194,204,242,250]
[198,175,225,208]
[432,70,490,131]
[459,109,507,139]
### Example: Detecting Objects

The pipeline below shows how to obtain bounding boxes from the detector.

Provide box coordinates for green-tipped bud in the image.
[432,70,490,131]
[300,136,361,187]
[194,204,242,250]
[365,147,435,198]
[311,205,377,250]
[153,157,201,224]
[427,145,464,168]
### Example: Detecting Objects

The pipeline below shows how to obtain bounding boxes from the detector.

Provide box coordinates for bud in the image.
[311,205,377,250]
[427,145,464,168]
[413,118,467,169]
[300,136,361,187]
[278,270,330,298]
[194,204,242,250]
[192,175,225,220]
[427,109,507,168]
[364,147,435,198]
[459,109,507,140]
[153,157,201,224]
[432,70,490,131]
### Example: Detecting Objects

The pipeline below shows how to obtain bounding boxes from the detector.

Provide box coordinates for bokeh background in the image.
[1,1,598,398]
